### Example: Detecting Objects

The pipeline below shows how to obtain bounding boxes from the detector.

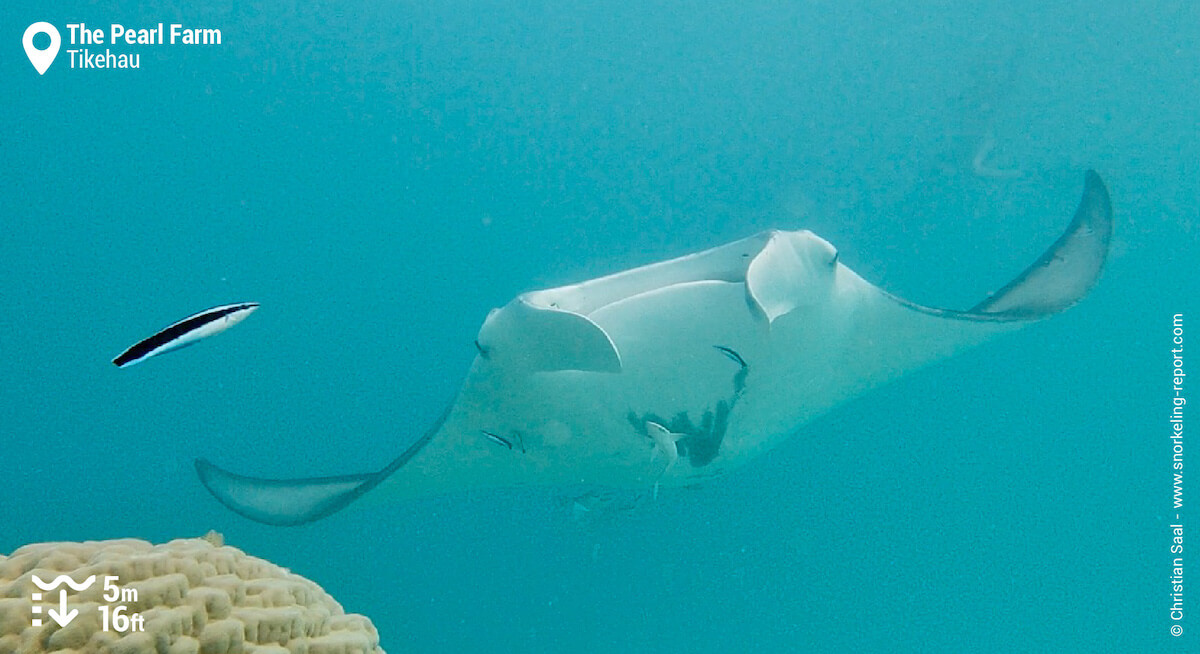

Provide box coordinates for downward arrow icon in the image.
[47,590,77,627]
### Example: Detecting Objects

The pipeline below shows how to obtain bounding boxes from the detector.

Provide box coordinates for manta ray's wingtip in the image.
[194,409,447,526]
[1082,169,1113,231]
[964,169,1114,320]
[194,457,379,527]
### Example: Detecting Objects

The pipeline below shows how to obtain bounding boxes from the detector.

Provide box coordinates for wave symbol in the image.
[31,575,96,591]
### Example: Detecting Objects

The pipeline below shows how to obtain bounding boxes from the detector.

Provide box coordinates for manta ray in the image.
[197,172,1113,525]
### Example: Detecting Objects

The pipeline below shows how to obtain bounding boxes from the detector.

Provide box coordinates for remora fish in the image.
[196,172,1112,525]
[113,302,259,368]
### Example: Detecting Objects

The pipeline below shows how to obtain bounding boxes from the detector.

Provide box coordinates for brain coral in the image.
[0,534,384,654]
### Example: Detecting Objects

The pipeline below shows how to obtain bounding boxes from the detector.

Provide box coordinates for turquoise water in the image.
[3,1,1196,651]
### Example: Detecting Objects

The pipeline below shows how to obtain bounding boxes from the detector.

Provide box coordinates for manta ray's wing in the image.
[195,407,448,526]
[197,171,1112,525]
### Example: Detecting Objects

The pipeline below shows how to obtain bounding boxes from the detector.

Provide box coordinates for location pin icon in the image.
[23,22,61,75]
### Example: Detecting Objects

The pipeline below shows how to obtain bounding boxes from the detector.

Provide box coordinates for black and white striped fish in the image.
[113,302,259,368]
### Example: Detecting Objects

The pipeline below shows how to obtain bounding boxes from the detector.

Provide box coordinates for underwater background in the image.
[3,1,1197,651]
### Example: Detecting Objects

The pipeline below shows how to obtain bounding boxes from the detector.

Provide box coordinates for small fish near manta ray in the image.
[196,172,1113,526]
[113,302,259,368]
